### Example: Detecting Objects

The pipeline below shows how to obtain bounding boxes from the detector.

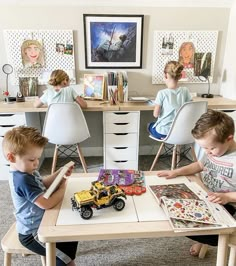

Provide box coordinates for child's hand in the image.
[207,192,229,205]
[156,170,177,179]
[65,164,74,177]
[59,178,67,189]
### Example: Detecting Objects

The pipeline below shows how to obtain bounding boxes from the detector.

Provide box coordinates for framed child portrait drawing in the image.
[83,14,144,69]
[83,74,105,100]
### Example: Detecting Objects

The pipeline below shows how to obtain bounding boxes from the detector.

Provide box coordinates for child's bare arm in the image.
[42,169,61,188]
[208,191,236,205]
[33,97,44,108]
[34,179,67,209]
[42,164,74,188]
[75,96,87,109]
[153,104,161,118]
[157,161,203,179]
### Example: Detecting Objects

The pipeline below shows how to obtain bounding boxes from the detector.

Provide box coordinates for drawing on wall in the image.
[4,30,75,85]
[19,77,38,97]
[152,31,218,84]
[21,39,45,68]
[161,33,174,55]
[194,52,212,77]
[64,42,73,55]
[84,14,144,68]
[83,74,104,99]
[178,41,196,69]
[56,43,65,55]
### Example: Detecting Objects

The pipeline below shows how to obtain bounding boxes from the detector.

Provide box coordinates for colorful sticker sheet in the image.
[162,197,218,224]
[149,183,200,202]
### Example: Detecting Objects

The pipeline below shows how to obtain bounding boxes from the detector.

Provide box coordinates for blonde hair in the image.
[178,41,195,65]
[164,61,184,81]
[2,126,48,158]
[21,39,44,67]
[48,69,69,86]
[192,109,235,143]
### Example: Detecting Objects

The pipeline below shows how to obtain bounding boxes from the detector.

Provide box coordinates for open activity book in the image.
[149,182,236,232]
[43,161,74,199]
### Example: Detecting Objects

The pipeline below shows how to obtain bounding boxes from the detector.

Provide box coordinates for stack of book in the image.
[149,182,236,232]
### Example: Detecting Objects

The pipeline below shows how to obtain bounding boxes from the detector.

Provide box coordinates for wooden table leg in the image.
[216,234,229,266]
[46,242,56,266]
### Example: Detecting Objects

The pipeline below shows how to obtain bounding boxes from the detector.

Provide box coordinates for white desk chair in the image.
[149,101,208,171]
[42,103,90,174]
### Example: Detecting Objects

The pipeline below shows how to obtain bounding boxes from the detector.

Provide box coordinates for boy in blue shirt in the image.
[2,126,77,266]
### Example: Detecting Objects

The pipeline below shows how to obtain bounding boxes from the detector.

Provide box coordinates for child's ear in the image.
[227,135,234,142]
[7,152,16,163]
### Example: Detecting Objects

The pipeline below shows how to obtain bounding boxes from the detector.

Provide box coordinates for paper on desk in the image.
[134,175,191,222]
[56,177,138,225]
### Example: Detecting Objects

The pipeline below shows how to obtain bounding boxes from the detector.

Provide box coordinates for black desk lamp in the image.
[198,71,213,98]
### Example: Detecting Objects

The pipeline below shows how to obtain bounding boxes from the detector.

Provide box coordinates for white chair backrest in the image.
[164,101,208,145]
[42,103,90,145]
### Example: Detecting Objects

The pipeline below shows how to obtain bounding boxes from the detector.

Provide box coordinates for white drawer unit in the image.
[0,113,26,180]
[103,111,140,170]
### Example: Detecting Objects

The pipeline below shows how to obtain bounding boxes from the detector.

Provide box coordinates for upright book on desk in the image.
[43,161,74,199]
[149,182,236,232]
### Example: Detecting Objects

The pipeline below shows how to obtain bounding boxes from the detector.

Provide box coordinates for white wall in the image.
[0,5,231,99]
[0,4,232,156]
[220,0,236,99]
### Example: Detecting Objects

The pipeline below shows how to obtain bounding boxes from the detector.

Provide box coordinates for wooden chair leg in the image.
[171,145,177,170]
[190,144,202,179]
[190,144,198,162]
[228,245,236,266]
[176,145,181,168]
[4,252,11,266]
[150,142,165,171]
[51,145,59,174]
[199,244,208,259]
[76,144,88,173]
[41,256,46,266]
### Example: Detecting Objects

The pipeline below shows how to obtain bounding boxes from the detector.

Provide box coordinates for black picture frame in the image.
[83,14,144,69]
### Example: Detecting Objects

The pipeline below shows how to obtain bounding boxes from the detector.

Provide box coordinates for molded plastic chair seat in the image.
[42,103,90,173]
[1,222,46,266]
[149,101,208,171]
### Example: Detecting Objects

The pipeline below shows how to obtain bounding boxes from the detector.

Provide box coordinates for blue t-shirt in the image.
[9,170,46,235]
[40,86,78,106]
[152,87,192,135]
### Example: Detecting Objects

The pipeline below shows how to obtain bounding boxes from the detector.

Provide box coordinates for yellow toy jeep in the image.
[71,180,127,219]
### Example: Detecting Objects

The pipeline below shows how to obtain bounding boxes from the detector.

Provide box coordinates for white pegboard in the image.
[4,30,76,85]
[152,31,218,84]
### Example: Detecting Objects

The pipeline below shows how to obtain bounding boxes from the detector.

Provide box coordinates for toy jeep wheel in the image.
[113,198,125,211]
[80,206,93,219]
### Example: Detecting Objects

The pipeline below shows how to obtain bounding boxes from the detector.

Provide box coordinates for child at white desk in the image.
[148,60,191,139]
[156,109,236,257]
[2,126,77,266]
[34,69,87,109]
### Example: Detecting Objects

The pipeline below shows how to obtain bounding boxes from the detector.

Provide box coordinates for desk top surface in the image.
[38,172,235,243]
[1,96,236,113]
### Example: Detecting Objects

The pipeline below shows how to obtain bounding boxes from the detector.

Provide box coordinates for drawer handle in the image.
[0,114,14,117]
[114,123,129,125]
[114,133,128,136]
[0,125,16,127]
[114,147,128,150]
[114,160,128,163]
[114,112,129,115]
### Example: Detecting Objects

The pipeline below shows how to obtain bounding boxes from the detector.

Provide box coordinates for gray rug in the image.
[0,180,217,266]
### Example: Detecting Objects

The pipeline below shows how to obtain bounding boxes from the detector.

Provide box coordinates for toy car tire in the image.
[113,198,125,211]
[80,206,93,219]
